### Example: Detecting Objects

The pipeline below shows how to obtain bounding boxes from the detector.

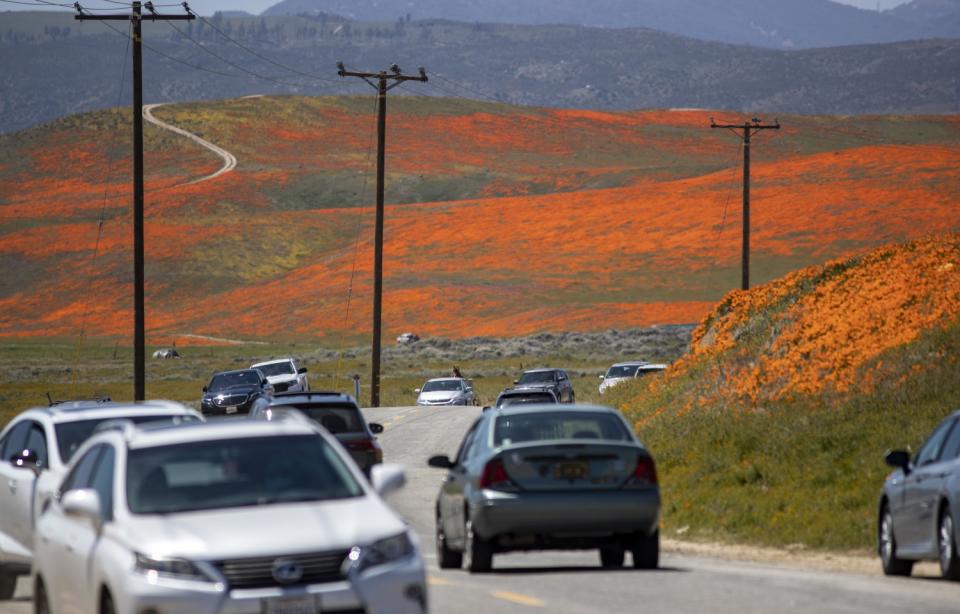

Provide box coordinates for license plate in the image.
[554,461,588,480]
[225,406,239,414]
[263,595,317,614]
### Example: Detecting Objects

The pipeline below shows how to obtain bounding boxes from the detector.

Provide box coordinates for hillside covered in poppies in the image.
[0,96,958,346]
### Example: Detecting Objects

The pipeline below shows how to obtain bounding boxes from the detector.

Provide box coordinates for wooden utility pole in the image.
[75,2,194,401]
[710,118,780,290]
[337,62,427,407]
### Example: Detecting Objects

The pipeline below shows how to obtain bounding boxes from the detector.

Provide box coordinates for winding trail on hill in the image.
[142,102,237,186]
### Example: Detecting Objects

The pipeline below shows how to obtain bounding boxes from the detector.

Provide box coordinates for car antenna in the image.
[46,391,54,406]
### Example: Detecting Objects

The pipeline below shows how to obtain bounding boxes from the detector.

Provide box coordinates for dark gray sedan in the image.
[429,404,660,573]
[879,409,960,580]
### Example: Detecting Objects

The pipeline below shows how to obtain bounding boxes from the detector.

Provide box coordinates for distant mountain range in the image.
[262,0,960,48]
[1,10,958,133]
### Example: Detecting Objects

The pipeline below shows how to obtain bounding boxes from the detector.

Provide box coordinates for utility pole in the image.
[710,117,780,290]
[76,2,194,401]
[337,62,427,407]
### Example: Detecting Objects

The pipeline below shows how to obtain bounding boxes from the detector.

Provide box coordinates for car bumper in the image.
[114,553,426,614]
[469,488,660,541]
[416,399,466,406]
[201,402,254,416]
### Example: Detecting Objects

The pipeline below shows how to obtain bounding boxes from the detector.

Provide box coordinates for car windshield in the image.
[55,414,200,463]
[494,412,631,446]
[255,362,295,377]
[422,380,463,392]
[606,365,641,378]
[497,393,556,407]
[280,405,365,434]
[518,371,556,384]
[126,435,363,514]
[209,371,261,391]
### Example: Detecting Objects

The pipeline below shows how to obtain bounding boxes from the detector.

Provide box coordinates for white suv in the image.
[0,399,200,599]
[32,415,427,614]
[251,358,309,393]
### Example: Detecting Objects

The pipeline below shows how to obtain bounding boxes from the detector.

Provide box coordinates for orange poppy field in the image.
[0,96,957,345]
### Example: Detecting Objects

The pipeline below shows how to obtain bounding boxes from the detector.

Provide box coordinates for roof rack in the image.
[48,395,112,407]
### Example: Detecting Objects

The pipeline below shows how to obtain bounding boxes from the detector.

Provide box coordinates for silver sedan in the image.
[428,404,660,573]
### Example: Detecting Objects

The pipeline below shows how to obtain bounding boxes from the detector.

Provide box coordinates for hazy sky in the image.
[4,0,913,16]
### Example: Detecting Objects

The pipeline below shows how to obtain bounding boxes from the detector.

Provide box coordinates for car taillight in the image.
[628,455,657,486]
[479,458,516,491]
[347,439,376,453]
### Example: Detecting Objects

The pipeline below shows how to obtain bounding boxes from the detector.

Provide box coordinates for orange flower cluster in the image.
[672,234,960,405]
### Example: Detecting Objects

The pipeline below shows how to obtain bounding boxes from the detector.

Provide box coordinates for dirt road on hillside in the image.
[142,102,237,185]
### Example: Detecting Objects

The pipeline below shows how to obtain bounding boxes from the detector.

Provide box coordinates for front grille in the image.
[273,382,290,392]
[214,550,349,589]
[215,393,248,406]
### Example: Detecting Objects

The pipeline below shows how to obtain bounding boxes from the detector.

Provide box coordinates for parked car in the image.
[251,357,309,393]
[200,368,273,416]
[428,404,660,573]
[250,391,384,475]
[0,399,200,599]
[397,332,420,345]
[495,387,558,408]
[513,368,575,403]
[32,414,427,614]
[416,378,477,406]
[878,409,960,580]
[598,362,668,395]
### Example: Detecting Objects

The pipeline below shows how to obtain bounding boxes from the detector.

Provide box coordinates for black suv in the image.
[201,368,273,416]
[513,368,576,403]
[249,391,384,475]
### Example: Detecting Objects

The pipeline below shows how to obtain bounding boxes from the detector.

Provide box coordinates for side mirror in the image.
[598,375,605,380]
[369,422,384,434]
[298,367,308,374]
[414,388,421,394]
[481,406,492,412]
[885,449,911,473]
[202,386,208,393]
[428,454,455,469]
[11,449,41,476]
[370,464,406,497]
[62,489,102,526]
[513,380,519,385]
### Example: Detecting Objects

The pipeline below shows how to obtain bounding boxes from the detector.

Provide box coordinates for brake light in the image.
[479,458,515,490]
[629,455,658,486]
[346,439,383,462]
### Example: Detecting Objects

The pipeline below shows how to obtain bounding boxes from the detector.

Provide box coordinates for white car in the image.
[251,357,309,393]
[416,378,477,406]
[32,414,427,614]
[598,362,668,394]
[0,399,200,599]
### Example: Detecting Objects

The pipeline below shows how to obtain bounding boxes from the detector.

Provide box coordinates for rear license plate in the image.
[262,595,317,614]
[554,461,588,480]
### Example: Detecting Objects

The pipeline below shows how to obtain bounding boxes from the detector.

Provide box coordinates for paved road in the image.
[5,405,960,613]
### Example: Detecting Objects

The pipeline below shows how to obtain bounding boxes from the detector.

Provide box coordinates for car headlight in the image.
[135,553,218,583]
[350,532,414,573]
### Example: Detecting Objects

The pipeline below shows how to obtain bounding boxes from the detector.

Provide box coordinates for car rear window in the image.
[494,412,631,446]
[55,414,199,463]
[126,435,362,514]
[284,404,365,434]
[497,393,556,407]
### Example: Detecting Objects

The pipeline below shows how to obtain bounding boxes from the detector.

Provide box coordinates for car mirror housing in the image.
[414,388,421,394]
[427,454,455,469]
[62,488,103,525]
[885,449,911,472]
[370,463,406,497]
[298,367,308,374]
[202,386,208,393]
[10,448,41,476]
[369,422,384,434]
[598,375,605,379]
[513,380,519,385]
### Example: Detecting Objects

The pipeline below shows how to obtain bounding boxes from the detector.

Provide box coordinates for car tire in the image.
[879,505,913,576]
[0,571,16,600]
[599,544,625,568]
[33,579,49,614]
[939,506,960,581]
[631,529,659,570]
[465,520,493,573]
[437,520,463,569]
